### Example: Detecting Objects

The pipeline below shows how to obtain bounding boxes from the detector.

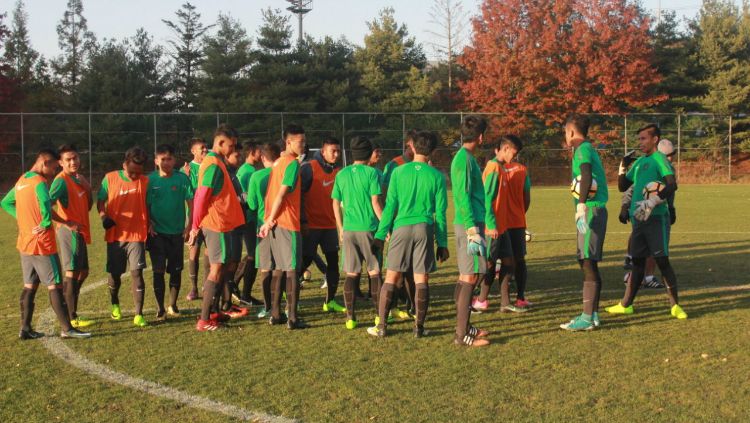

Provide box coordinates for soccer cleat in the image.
[345,319,358,330]
[167,305,180,317]
[373,315,395,327]
[257,308,270,319]
[468,326,490,338]
[61,328,92,339]
[71,317,94,328]
[195,319,220,331]
[471,298,489,312]
[515,299,532,308]
[391,308,412,320]
[322,299,346,313]
[287,319,308,330]
[501,304,528,313]
[671,304,688,319]
[133,314,148,327]
[225,305,249,319]
[110,304,122,320]
[269,315,288,325]
[454,334,490,347]
[623,255,633,270]
[367,326,385,337]
[155,311,167,322]
[643,276,664,289]
[186,288,198,301]
[210,312,231,323]
[413,326,429,338]
[560,314,594,331]
[19,329,45,340]
[605,303,634,315]
[592,312,601,327]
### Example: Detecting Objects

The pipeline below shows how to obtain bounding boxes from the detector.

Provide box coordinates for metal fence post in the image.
[623,114,628,152]
[728,114,733,182]
[280,113,284,139]
[153,113,158,154]
[88,113,93,182]
[216,112,220,127]
[677,113,681,179]
[459,112,464,143]
[19,113,24,172]
[341,113,347,166]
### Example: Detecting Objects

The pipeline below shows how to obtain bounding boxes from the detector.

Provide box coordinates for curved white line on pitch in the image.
[37,278,297,423]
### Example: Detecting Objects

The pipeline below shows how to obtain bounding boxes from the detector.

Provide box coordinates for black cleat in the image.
[19,329,44,340]
[268,315,288,325]
[413,326,428,338]
[61,328,91,339]
[287,319,308,330]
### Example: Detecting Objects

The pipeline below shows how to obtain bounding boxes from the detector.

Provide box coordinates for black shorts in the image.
[487,230,513,261]
[242,222,257,259]
[629,214,670,258]
[506,228,527,258]
[148,233,184,274]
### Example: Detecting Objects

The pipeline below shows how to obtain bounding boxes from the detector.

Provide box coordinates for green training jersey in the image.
[247,167,272,229]
[331,164,382,232]
[236,162,257,212]
[182,161,201,190]
[626,151,674,218]
[451,146,485,228]
[146,171,194,234]
[571,140,609,208]
[375,162,448,248]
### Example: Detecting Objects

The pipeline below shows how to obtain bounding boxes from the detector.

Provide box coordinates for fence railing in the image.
[0,112,743,192]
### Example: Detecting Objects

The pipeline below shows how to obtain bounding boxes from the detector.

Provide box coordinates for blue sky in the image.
[0,0,710,60]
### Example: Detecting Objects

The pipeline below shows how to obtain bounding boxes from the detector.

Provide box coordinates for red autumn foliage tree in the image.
[459,0,666,133]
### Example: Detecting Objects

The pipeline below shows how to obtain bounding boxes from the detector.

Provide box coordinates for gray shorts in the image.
[255,230,274,270]
[106,241,146,275]
[487,230,513,261]
[630,214,670,258]
[454,223,487,275]
[303,228,339,256]
[148,233,184,273]
[21,253,62,286]
[57,227,88,271]
[507,228,527,258]
[342,231,381,274]
[269,227,302,272]
[386,223,435,274]
[577,207,607,261]
[203,229,239,265]
[242,222,257,260]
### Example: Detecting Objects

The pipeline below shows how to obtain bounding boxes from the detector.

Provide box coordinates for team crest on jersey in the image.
[415,165,422,170]
[171,185,177,191]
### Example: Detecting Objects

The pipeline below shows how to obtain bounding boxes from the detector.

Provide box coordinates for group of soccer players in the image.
[2,113,686,345]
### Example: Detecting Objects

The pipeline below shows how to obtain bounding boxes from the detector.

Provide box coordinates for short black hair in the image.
[565,114,590,137]
[413,131,439,156]
[38,148,60,161]
[405,129,418,143]
[214,123,238,140]
[261,142,281,162]
[58,144,78,156]
[125,146,147,165]
[283,124,305,140]
[495,135,523,152]
[322,136,340,146]
[461,115,488,142]
[637,123,661,138]
[243,141,260,153]
[155,143,175,156]
[189,137,206,148]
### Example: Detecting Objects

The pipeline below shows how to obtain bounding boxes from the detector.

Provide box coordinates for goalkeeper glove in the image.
[101,216,116,230]
[634,196,664,222]
[466,226,486,257]
[619,150,637,175]
[575,203,589,234]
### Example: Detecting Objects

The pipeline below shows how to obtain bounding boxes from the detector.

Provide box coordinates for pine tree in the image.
[4,0,39,83]
[52,0,96,96]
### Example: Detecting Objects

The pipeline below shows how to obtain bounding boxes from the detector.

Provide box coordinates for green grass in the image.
[1,185,749,422]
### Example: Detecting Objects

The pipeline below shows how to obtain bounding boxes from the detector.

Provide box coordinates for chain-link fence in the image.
[0,112,743,192]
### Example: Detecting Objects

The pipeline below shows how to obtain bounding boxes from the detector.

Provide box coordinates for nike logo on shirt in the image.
[17,184,29,191]
[77,191,87,197]
[322,180,334,187]
[118,188,137,196]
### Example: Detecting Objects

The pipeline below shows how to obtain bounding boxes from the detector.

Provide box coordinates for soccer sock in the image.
[378,283,395,330]
[270,270,284,320]
[188,258,199,289]
[200,280,217,321]
[655,257,679,306]
[234,259,246,286]
[622,258,646,307]
[20,287,36,331]
[153,272,166,313]
[325,251,340,303]
[583,280,597,315]
[343,275,358,320]
[478,268,494,302]
[260,271,272,310]
[108,274,121,305]
[285,270,299,322]
[168,272,181,308]
[592,261,602,312]
[242,261,258,301]
[453,283,461,305]
[404,272,416,313]
[131,270,145,316]
[500,272,512,308]
[455,281,475,340]
[63,276,76,320]
[49,288,72,332]
[73,277,84,315]
[221,271,233,311]
[369,274,382,311]
[515,257,528,300]
[415,283,429,329]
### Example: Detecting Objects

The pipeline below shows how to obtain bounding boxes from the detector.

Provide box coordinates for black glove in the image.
[101,216,116,230]
[621,150,637,167]
[436,246,450,262]
[669,207,676,225]
[618,206,629,224]
[371,238,384,255]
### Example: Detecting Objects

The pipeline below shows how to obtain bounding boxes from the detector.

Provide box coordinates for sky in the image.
[0,0,713,61]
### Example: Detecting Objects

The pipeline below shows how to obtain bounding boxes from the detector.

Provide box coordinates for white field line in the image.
[529,231,750,236]
[37,276,297,423]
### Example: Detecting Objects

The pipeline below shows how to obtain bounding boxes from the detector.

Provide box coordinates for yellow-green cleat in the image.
[605,303,634,315]
[391,308,412,320]
[110,304,122,320]
[671,304,688,319]
[345,319,358,330]
[133,314,148,327]
[71,317,94,328]
[322,299,346,313]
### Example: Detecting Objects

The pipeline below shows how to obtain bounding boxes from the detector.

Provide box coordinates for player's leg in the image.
[411,223,435,337]
[651,215,686,318]
[149,234,168,320]
[341,231,362,328]
[18,254,42,339]
[57,227,77,321]
[454,224,489,347]
[106,242,126,320]
[166,234,184,315]
[42,254,89,338]
[240,223,260,305]
[128,242,148,327]
[642,257,663,288]
[509,228,530,306]
[196,229,228,330]
[187,230,204,300]
[369,226,411,337]
[322,229,342,307]
[71,236,91,326]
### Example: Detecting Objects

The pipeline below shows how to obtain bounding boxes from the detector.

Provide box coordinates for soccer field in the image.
[1,185,748,422]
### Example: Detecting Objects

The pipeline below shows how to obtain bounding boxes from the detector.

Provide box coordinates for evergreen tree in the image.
[52,0,96,96]
[131,28,171,111]
[4,0,39,83]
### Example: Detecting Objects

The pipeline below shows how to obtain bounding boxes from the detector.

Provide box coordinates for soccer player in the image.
[607,124,687,319]
[98,146,150,327]
[332,136,383,329]
[300,137,343,313]
[146,144,193,320]
[472,136,525,313]
[183,138,208,301]
[247,142,281,318]
[49,144,94,328]
[258,124,308,330]
[189,125,246,331]
[559,114,609,331]
[504,141,532,307]
[2,149,91,339]
[368,143,383,169]
[451,115,490,347]
[367,131,449,338]
[234,141,263,305]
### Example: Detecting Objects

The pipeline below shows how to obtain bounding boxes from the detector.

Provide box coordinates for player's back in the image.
[388,162,445,224]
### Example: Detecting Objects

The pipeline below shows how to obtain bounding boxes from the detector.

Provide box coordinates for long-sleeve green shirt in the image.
[451,146,485,228]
